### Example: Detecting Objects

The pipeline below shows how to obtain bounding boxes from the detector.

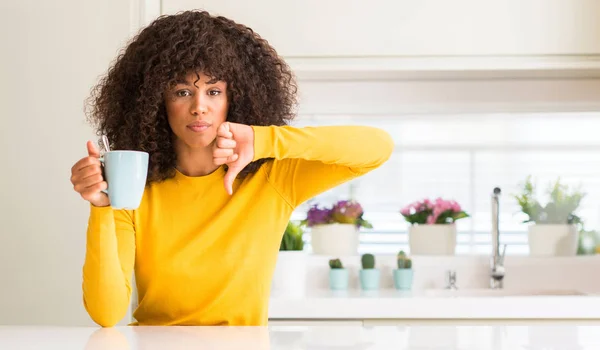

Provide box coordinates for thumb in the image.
[87,140,100,158]
[223,165,241,195]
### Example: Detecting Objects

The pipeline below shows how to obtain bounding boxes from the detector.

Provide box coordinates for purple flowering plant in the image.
[400,197,469,225]
[301,200,373,229]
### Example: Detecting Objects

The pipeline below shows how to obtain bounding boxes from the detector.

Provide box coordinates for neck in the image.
[174,140,219,177]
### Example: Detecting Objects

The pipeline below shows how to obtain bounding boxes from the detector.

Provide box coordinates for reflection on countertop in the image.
[1,324,600,349]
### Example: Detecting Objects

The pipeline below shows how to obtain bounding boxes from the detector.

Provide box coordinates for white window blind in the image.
[289,112,600,255]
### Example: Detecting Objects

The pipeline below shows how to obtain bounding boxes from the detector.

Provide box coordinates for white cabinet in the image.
[163,0,600,57]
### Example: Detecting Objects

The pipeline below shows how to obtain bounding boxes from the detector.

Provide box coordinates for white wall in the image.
[0,1,139,326]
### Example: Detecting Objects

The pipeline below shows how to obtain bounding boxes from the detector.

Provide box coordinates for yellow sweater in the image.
[82,125,393,327]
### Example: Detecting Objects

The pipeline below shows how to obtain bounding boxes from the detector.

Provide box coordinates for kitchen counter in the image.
[2,324,600,349]
[269,289,600,320]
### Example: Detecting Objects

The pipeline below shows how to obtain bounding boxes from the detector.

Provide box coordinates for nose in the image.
[190,93,208,115]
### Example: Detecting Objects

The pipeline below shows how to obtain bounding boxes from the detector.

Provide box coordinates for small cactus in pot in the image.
[361,253,375,269]
[394,250,414,290]
[329,258,344,269]
[328,258,348,290]
[359,253,380,290]
[397,250,412,269]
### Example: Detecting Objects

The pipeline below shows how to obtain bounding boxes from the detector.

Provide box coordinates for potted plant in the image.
[400,197,469,255]
[328,258,349,290]
[393,250,413,290]
[359,253,380,290]
[302,200,372,255]
[271,221,307,297]
[515,176,585,256]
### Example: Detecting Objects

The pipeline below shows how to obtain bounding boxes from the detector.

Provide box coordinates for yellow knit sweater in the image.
[82,125,393,326]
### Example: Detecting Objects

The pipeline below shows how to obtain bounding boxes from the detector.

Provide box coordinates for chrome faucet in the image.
[445,270,458,290]
[491,187,506,289]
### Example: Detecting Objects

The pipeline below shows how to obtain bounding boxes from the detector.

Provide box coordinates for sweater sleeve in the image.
[82,205,135,327]
[252,125,394,208]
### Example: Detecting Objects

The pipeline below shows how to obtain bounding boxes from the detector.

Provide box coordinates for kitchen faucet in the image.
[445,270,458,290]
[490,187,507,289]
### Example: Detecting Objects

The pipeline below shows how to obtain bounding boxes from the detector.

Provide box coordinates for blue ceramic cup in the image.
[100,151,149,210]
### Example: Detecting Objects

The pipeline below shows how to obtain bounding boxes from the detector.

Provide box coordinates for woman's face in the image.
[164,71,229,150]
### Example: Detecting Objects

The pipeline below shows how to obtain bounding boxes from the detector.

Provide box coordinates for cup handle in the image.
[99,157,108,194]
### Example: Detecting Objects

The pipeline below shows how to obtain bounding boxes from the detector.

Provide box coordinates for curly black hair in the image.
[85,10,297,183]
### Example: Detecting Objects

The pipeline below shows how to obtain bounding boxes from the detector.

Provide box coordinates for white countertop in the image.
[269,289,600,320]
[2,325,600,349]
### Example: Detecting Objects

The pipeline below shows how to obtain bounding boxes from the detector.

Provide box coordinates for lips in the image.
[187,121,211,133]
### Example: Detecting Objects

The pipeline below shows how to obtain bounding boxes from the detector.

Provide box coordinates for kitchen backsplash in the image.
[292,255,600,293]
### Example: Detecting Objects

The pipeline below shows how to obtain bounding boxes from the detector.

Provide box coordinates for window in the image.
[290,112,600,255]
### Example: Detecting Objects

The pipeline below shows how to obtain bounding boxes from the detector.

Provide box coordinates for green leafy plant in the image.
[329,258,344,269]
[514,175,585,226]
[396,250,412,269]
[279,221,304,251]
[577,228,598,255]
[361,253,375,269]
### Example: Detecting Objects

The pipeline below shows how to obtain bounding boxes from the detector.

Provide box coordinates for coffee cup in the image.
[99,150,149,210]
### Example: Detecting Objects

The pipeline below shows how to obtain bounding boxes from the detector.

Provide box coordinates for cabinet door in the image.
[163,0,600,57]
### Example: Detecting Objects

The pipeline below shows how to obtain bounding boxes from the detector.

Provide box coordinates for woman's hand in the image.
[70,141,110,207]
[213,122,254,195]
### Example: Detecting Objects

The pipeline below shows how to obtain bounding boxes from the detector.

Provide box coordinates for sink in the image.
[420,288,588,297]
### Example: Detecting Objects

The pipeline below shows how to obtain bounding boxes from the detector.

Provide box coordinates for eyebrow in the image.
[175,78,192,86]
[175,77,222,86]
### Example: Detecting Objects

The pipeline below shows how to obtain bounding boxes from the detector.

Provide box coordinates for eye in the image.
[176,90,191,97]
[208,89,221,96]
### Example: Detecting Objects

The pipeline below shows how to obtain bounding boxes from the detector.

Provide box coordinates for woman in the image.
[70,10,393,327]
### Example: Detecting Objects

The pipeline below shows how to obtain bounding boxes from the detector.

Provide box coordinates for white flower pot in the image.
[310,223,359,256]
[271,251,307,297]
[408,224,457,255]
[528,224,579,256]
